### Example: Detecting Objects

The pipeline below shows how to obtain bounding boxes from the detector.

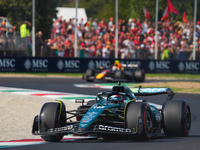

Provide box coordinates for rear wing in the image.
[131,87,175,100]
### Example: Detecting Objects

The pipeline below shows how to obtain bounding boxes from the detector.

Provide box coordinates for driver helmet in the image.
[114,60,121,68]
[109,95,123,104]
[112,65,117,71]
[123,96,130,104]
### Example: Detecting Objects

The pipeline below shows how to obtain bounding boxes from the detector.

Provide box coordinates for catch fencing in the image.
[0,30,29,56]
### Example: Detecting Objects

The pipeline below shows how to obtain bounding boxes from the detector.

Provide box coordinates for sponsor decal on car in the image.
[48,125,74,132]
[131,88,167,93]
[79,124,88,128]
[83,120,89,122]
[98,125,132,133]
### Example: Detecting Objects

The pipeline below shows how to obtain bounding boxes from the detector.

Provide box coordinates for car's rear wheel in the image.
[39,102,66,142]
[85,69,95,82]
[114,70,124,79]
[162,100,191,137]
[125,102,152,141]
[133,69,145,82]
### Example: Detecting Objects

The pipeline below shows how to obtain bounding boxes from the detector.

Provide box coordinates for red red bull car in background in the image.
[83,62,145,83]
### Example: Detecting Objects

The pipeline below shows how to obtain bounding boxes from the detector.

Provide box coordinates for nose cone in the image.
[96,73,105,79]
[78,127,86,134]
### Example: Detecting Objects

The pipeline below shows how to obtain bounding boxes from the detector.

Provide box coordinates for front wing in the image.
[32,123,139,136]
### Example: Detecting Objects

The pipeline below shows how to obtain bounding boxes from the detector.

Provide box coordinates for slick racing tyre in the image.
[85,69,95,82]
[126,102,152,141]
[133,69,145,82]
[162,100,191,137]
[39,102,66,142]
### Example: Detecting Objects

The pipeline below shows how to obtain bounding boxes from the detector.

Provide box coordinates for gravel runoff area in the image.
[0,92,80,141]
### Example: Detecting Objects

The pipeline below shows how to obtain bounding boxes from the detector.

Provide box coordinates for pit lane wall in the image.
[0,57,199,74]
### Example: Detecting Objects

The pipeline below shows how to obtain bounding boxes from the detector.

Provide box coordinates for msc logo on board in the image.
[57,59,80,71]
[88,60,111,69]
[24,59,48,71]
[148,61,170,72]
[0,58,16,71]
[178,61,200,72]
[0,58,15,67]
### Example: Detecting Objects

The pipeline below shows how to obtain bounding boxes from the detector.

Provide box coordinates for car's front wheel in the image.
[125,102,152,141]
[39,101,66,142]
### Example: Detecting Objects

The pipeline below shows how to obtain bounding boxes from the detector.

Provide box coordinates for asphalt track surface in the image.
[1,77,200,150]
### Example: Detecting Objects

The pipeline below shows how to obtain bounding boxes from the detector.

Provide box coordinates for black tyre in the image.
[126,102,152,141]
[85,69,95,82]
[133,69,145,82]
[39,102,66,142]
[162,100,191,137]
[114,70,124,79]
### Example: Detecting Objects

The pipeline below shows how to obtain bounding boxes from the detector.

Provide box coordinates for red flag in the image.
[143,7,151,19]
[161,7,169,21]
[167,0,179,14]
[182,11,188,22]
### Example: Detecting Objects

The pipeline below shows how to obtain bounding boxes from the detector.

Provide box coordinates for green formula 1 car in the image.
[32,82,191,142]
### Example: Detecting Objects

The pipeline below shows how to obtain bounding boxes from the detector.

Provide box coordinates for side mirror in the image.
[75,99,85,105]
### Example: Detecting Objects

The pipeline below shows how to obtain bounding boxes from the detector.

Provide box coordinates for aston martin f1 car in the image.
[83,63,145,83]
[32,82,191,142]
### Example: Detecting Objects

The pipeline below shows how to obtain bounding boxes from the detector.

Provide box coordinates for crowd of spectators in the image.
[1,16,200,60]
[46,16,200,60]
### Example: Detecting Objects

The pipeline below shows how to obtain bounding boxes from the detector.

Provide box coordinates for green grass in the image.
[1,72,200,79]
[0,73,84,77]
[134,81,200,94]
[139,86,200,94]
[169,87,200,93]
[146,73,200,79]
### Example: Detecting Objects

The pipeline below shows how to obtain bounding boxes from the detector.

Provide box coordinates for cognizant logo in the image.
[98,125,131,132]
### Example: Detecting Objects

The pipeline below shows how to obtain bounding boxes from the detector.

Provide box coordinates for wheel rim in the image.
[144,111,152,135]
[56,109,62,140]
[185,108,191,131]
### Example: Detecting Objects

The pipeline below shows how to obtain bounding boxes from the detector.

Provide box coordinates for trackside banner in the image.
[0,57,199,74]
